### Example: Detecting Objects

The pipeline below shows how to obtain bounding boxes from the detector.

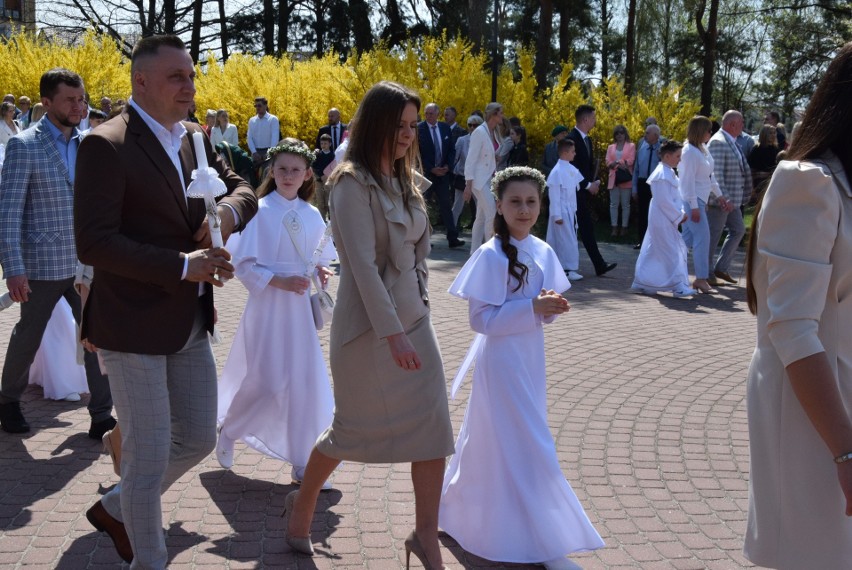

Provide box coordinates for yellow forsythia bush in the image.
[0,30,700,170]
[0,31,130,105]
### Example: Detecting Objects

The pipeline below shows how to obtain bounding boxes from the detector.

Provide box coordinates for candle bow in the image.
[185,132,227,248]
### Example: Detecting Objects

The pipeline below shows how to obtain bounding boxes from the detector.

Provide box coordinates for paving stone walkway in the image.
[0,233,759,569]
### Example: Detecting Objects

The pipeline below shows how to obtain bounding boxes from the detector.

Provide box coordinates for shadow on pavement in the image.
[199,469,343,565]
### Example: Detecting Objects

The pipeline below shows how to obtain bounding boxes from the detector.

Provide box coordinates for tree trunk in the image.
[163,0,176,34]
[468,0,489,53]
[696,0,719,115]
[662,0,673,84]
[189,0,203,63]
[217,0,229,61]
[313,0,326,56]
[624,0,637,94]
[277,0,290,55]
[349,0,373,53]
[263,0,275,55]
[383,0,406,47]
[146,0,157,34]
[557,0,571,64]
[601,0,609,79]
[535,0,553,89]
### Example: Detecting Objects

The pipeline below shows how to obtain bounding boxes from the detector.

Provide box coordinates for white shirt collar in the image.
[128,97,187,155]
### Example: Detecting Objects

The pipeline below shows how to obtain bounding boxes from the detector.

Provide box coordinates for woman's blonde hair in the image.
[685,115,712,147]
[30,103,46,123]
[484,102,503,121]
[333,81,425,212]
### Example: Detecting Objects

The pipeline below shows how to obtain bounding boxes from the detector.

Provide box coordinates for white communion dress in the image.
[217,192,336,470]
[546,159,584,271]
[631,162,692,293]
[440,235,604,563]
[29,298,88,400]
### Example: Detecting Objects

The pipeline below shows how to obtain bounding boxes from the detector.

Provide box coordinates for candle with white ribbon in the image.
[0,292,15,311]
[186,131,227,249]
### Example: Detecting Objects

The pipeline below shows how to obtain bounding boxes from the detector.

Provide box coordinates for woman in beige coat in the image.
[283,81,454,569]
[744,42,852,570]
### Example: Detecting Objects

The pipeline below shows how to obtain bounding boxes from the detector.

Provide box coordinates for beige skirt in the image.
[316,314,454,463]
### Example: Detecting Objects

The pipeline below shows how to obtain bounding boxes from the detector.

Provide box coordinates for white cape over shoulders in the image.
[441,235,603,563]
[217,193,336,468]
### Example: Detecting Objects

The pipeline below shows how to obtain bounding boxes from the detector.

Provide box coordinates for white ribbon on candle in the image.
[186,132,228,249]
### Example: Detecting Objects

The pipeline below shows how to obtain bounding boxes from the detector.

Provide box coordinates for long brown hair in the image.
[333,81,425,211]
[746,41,852,314]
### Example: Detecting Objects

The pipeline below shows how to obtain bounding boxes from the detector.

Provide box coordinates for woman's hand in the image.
[271,275,310,295]
[532,289,570,316]
[316,266,334,289]
[387,332,421,371]
[555,218,564,225]
[690,208,701,223]
[838,462,852,516]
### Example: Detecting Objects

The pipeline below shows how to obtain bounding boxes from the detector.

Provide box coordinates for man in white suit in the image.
[707,110,752,285]
[463,102,502,253]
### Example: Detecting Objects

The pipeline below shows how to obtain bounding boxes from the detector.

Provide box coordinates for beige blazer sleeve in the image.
[757,160,840,366]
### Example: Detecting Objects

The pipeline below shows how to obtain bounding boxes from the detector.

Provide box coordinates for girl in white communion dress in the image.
[440,167,604,569]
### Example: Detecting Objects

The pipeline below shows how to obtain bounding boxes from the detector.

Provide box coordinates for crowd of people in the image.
[0,31,849,570]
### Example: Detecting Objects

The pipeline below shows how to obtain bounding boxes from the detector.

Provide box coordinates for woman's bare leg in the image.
[287,447,341,537]
[411,458,446,567]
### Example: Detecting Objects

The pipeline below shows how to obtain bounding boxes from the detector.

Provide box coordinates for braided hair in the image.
[491,166,547,292]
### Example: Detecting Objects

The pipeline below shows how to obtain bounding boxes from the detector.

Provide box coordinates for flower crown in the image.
[266,141,316,164]
[490,166,547,194]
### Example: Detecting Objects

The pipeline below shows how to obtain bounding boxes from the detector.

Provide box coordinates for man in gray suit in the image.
[707,110,752,285]
[0,68,114,436]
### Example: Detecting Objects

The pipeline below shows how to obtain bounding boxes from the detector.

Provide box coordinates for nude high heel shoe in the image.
[404,530,447,569]
[281,490,314,555]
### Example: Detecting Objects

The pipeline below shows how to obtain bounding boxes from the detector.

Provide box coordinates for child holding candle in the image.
[215,139,336,487]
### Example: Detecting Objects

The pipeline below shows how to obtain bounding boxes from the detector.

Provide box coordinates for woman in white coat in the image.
[743,41,852,570]
[464,102,503,253]
[210,109,239,147]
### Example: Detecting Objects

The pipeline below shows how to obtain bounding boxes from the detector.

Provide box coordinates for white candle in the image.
[192,132,208,170]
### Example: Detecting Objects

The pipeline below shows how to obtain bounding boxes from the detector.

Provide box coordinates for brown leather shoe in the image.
[706,275,720,287]
[86,501,133,563]
[714,270,737,284]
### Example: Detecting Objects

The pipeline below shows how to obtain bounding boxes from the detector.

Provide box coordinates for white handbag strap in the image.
[282,212,333,292]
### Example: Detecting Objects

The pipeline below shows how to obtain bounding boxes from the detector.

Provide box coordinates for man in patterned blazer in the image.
[0,68,114,436]
[707,110,752,286]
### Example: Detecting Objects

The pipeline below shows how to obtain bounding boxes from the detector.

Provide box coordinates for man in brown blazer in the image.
[73,35,257,567]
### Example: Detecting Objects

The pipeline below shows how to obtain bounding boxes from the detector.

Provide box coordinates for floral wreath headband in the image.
[491,166,547,194]
[266,142,316,165]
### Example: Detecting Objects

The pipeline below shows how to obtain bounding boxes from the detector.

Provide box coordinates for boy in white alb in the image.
[546,139,585,280]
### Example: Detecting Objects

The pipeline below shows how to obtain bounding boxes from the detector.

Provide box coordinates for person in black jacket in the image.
[567,104,617,276]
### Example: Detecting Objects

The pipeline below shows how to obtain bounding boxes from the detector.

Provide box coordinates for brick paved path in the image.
[0,236,758,569]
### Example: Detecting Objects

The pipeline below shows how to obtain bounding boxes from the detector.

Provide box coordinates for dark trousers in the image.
[0,278,112,421]
[575,190,607,273]
[425,175,458,243]
[636,178,652,243]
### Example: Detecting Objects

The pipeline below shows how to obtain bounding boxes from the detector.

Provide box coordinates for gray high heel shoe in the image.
[281,490,314,555]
